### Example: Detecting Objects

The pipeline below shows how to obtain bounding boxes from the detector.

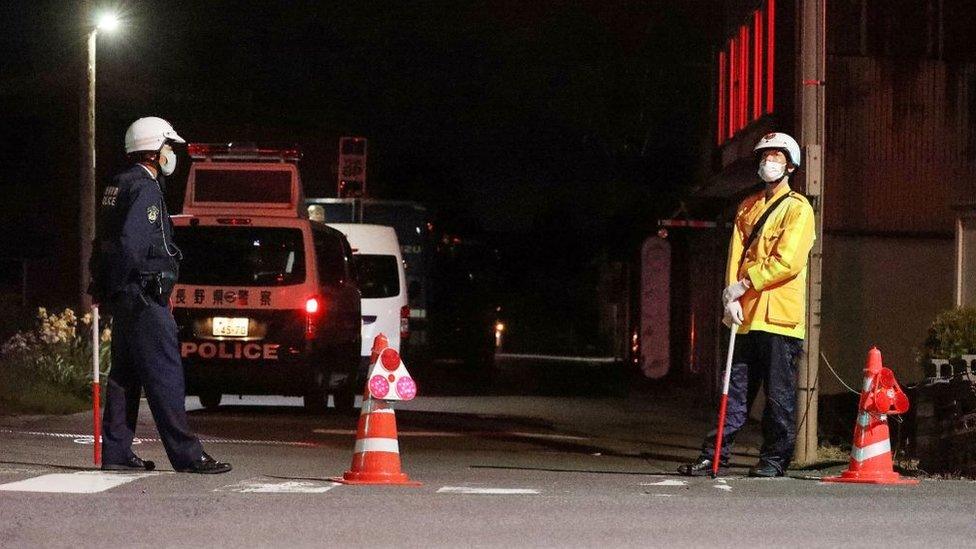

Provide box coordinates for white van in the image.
[326,224,408,376]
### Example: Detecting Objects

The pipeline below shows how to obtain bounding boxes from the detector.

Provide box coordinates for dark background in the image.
[0,0,719,350]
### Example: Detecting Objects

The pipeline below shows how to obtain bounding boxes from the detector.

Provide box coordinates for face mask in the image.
[758,160,786,183]
[160,148,177,176]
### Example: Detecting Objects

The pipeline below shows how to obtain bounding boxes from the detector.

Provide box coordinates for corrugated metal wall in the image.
[825,57,976,235]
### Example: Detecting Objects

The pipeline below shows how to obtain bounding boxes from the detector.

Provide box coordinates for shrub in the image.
[922,308,976,360]
[0,307,111,403]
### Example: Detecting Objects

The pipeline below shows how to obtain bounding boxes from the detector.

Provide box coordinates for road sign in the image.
[337,136,367,198]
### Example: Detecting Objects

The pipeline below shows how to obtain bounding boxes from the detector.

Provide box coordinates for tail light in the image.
[400,305,410,341]
[305,296,323,339]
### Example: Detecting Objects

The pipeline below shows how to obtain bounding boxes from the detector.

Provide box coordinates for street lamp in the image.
[79,10,120,312]
[97,12,120,32]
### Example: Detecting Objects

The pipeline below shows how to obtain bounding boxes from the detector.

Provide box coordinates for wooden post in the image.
[793,0,827,467]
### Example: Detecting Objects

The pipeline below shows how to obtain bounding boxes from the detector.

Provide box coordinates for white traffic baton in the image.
[711,323,737,478]
[92,304,101,466]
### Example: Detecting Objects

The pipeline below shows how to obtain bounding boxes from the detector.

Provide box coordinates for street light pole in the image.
[79,8,118,313]
[79,25,97,313]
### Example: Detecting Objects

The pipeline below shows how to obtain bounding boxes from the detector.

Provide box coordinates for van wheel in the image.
[199,391,222,410]
[303,371,328,414]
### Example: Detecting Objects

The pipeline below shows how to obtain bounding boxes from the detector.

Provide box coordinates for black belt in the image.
[138,271,177,298]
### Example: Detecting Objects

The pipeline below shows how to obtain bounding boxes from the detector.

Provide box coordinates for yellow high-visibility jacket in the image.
[726,183,816,339]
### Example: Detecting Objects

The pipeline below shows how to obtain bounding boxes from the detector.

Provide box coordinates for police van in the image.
[325,224,408,380]
[171,144,361,413]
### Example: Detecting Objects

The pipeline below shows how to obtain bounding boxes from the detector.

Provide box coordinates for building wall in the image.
[817,54,976,393]
[819,234,954,394]
[688,1,975,402]
[825,56,976,235]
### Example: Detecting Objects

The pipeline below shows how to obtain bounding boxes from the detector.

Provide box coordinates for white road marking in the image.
[312,428,589,441]
[437,486,540,495]
[72,436,142,446]
[216,478,340,494]
[651,494,674,497]
[640,479,687,487]
[0,429,314,448]
[0,471,160,494]
[0,467,46,475]
[316,429,464,437]
[495,353,618,364]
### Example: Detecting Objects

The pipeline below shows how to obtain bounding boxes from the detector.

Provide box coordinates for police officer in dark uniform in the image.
[91,117,231,474]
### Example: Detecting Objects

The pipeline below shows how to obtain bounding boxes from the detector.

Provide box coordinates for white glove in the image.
[722,300,744,327]
[722,279,751,306]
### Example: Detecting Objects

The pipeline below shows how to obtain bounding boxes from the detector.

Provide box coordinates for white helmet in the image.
[124,117,185,153]
[754,132,801,167]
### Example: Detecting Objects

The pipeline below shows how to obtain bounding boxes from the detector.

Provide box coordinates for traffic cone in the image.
[331,334,420,486]
[823,347,917,485]
[370,334,389,366]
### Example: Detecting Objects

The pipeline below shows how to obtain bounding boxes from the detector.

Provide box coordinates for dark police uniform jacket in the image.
[91,164,180,304]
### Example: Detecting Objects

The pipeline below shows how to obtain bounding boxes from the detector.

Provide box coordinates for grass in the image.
[0,368,91,416]
[816,444,850,463]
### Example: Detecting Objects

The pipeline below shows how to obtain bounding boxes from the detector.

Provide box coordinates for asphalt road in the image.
[1,356,974,548]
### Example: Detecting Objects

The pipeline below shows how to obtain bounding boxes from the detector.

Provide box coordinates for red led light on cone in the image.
[396,377,417,400]
[381,348,400,371]
[369,375,390,399]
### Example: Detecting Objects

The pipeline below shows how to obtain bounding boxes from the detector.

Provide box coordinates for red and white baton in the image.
[92,304,102,467]
[711,324,737,478]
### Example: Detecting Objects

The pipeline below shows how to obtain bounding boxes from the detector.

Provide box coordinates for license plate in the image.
[212,317,248,337]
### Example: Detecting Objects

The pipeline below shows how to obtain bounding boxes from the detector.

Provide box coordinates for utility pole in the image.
[794,0,827,466]
[79,0,97,313]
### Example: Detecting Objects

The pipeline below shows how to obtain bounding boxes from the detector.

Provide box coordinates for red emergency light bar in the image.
[188,143,302,163]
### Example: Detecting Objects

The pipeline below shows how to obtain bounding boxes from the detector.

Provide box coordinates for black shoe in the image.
[677,458,726,477]
[101,455,156,472]
[748,462,784,477]
[177,452,233,474]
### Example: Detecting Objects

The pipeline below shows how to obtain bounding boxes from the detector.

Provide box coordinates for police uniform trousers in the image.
[102,286,203,468]
[699,331,805,472]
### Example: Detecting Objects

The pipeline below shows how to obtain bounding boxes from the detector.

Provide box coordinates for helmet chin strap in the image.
[763,176,791,200]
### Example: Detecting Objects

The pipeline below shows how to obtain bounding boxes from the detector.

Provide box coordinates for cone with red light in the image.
[823,347,917,485]
[332,334,420,486]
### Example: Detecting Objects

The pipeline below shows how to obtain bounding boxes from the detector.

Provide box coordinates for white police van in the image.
[325,224,408,380]
[171,144,361,413]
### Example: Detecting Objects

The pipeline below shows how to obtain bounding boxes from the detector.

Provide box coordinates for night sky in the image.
[1,0,717,324]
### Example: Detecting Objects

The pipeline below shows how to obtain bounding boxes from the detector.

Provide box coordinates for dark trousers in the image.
[102,288,203,469]
[699,330,805,472]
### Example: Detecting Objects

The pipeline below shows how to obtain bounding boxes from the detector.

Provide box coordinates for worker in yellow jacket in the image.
[679,132,816,478]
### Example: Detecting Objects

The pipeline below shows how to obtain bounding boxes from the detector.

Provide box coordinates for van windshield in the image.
[354,254,399,299]
[174,226,306,286]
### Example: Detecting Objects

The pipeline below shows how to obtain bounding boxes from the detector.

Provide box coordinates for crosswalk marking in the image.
[640,479,687,487]
[0,471,161,494]
[216,478,340,493]
[437,486,540,495]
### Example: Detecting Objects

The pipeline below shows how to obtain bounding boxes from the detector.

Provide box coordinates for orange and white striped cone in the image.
[370,334,390,365]
[331,395,420,485]
[823,347,917,485]
[331,334,420,486]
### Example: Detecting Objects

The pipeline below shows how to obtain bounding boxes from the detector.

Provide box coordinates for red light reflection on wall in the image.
[717,0,775,144]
